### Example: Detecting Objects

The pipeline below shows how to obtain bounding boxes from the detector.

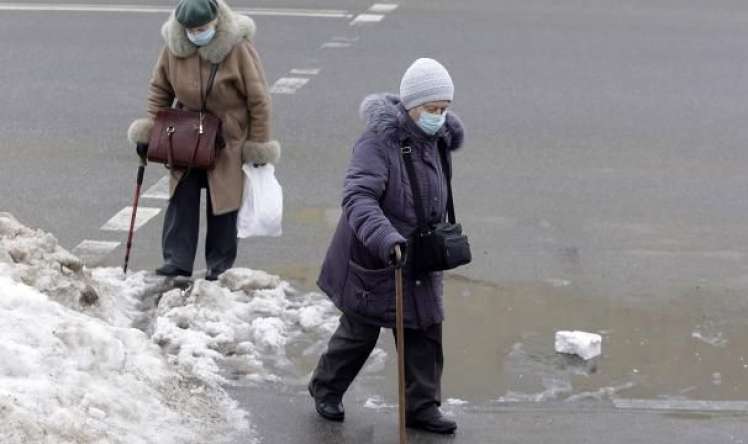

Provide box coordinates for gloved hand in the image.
[136,143,148,159]
[389,243,408,268]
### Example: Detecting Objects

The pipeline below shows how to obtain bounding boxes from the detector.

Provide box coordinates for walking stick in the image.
[123,151,147,274]
[394,245,408,444]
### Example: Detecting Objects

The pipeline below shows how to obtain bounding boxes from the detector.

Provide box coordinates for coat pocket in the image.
[345,260,396,321]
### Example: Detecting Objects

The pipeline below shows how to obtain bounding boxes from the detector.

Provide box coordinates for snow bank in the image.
[0,213,251,443]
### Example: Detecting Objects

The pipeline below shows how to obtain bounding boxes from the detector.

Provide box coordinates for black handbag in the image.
[401,138,472,273]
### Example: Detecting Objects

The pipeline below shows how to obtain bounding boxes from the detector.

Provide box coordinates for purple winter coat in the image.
[317,94,465,329]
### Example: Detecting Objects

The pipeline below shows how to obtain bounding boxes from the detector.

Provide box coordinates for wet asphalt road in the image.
[2,0,748,442]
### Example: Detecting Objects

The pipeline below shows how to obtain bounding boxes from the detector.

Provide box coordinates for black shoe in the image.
[205,270,223,281]
[309,385,344,422]
[155,264,192,278]
[407,409,457,435]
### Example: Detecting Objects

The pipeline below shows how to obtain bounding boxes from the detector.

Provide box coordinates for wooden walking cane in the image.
[394,245,408,444]
[123,152,147,274]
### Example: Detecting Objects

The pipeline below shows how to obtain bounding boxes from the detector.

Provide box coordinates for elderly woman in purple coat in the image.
[308,58,465,435]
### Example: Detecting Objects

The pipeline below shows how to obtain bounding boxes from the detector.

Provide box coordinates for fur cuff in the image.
[241,140,281,164]
[127,118,154,145]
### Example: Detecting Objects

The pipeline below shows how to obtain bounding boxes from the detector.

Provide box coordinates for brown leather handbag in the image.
[147,64,223,170]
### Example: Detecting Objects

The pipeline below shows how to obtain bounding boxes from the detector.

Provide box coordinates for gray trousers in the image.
[162,170,238,274]
[309,313,443,418]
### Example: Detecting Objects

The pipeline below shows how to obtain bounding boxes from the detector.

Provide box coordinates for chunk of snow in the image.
[363,348,387,373]
[363,396,394,409]
[220,268,280,292]
[446,398,469,406]
[555,330,602,360]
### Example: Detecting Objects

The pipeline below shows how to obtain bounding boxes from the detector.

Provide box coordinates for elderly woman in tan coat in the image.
[127,0,279,280]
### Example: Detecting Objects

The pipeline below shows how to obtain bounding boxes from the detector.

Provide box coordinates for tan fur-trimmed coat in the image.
[127,0,279,215]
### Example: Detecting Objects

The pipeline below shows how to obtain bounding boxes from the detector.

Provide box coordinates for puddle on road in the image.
[270,264,748,404]
[440,276,747,403]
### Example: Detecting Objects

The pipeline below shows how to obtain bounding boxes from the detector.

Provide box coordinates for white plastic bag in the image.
[237,163,283,238]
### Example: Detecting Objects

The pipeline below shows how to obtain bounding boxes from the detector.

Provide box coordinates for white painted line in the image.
[289,68,321,76]
[269,77,310,94]
[0,3,352,18]
[72,240,120,264]
[331,36,360,42]
[239,8,353,18]
[142,175,170,200]
[614,399,748,412]
[101,207,161,232]
[0,3,171,13]
[369,4,399,13]
[623,249,744,261]
[321,42,352,49]
[350,13,385,25]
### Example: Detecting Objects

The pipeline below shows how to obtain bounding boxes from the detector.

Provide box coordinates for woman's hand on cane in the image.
[390,243,408,268]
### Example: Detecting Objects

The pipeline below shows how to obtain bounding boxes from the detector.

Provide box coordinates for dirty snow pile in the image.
[0,211,347,443]
[151,268,341,384]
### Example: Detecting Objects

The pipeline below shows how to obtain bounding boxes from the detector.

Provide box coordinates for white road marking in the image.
[321,42,352,49]
[0,3,353,18]
[350,13,385,25]
[237,8,352,18]
[101,207,161,232]
[142,175,170,200]
[624,249,744,261]
[290,68,321,76]
[331,36,360,43]
[369,3,399,13]
[614,399,748,412]
[269,77,310,94]
[72,240,120,265]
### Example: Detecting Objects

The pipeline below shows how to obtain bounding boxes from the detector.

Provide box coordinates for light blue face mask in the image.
[417,111,447,136]
[187,27,216,47]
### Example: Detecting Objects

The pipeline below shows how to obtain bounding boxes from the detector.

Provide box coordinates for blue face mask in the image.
[187,27,216,47]
[417,111,446,136]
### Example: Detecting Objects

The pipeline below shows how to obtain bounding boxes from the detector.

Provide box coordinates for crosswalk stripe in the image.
[142,175,170,200]
[269,77,310,95]
[101,207,161,232]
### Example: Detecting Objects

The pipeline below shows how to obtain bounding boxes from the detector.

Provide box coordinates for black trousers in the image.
[309,313,443,418]
[162,170,238,274]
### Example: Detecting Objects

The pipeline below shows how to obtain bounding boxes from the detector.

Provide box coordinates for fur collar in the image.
[359,93,465,151]
[161,0,256,64]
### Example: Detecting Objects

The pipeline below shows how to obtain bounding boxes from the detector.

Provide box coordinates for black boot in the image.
[407,408,457,434]
[155,264,192,278]
[309,384,344,422]
[205,269,224,281]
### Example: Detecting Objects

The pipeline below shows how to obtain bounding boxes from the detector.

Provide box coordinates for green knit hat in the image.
[175,0,218,28]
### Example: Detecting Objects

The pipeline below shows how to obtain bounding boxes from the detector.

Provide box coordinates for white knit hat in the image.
[399,58,454,110]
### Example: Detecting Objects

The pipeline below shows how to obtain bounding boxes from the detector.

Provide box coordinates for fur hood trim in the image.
[161,0,256,64]
[359,93,465,151]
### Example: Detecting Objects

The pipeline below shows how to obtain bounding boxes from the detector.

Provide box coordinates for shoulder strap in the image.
[437,140,457,224]
[400,139,429,228]
[401,138,459,226]
[201,64,220,112]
